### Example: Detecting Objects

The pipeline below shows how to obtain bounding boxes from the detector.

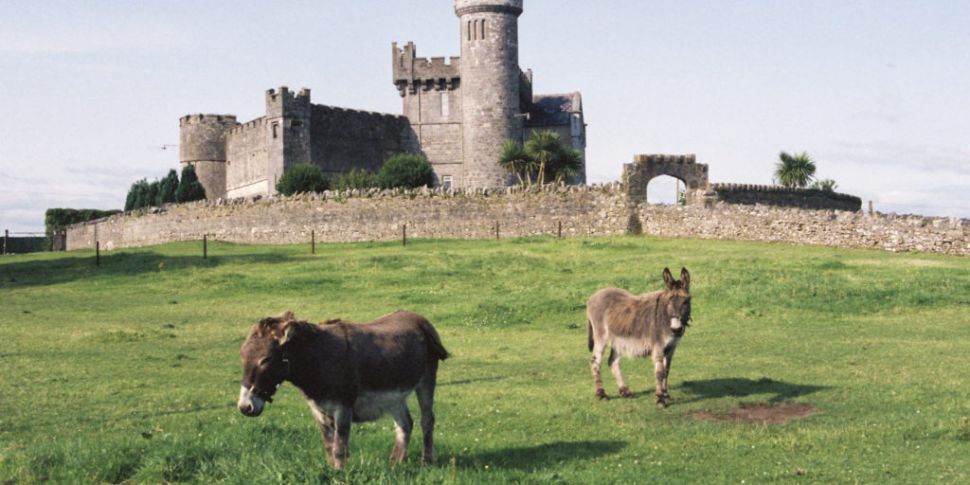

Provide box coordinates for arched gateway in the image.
[623,154,709,204]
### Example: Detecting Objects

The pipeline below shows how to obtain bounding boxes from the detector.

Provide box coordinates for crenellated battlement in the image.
[265,86,311,103]
[711,183,863,204]
[225,116,268,136]
[311,104,408,123]
[393,42,461,96]
[632,154,698,165]
[266,86,311,118]
[179,114,238,127]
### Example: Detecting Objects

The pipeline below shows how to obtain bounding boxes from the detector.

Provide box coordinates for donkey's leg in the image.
[388,402,413,463]
[331,406,353,470]
[590,338,609,400]
[306,400,337,466]
[661,348,676,402]
[652,353,668,408]
[608,348,633,398]
[416,366,438,465]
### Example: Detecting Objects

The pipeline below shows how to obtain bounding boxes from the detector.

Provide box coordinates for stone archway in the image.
[623,154,709,204]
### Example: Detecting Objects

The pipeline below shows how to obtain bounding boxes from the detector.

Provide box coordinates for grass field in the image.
[1,236,968,484]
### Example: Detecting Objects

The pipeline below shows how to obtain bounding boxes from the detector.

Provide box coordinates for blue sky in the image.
[1,0,968,232]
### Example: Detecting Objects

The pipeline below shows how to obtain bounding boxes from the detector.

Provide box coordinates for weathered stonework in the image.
[706,183,862,211]
[66,185,968,256]
[624,154,710,202]
[178,0,587,197]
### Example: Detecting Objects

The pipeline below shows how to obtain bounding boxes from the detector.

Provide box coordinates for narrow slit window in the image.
[467,21,472,41]
[272,123,279,139]
[481,19,486,39]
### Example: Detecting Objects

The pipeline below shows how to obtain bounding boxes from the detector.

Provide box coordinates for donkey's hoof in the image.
[655,395,669,408]
[595,389,608,400]
[619,386,634,398]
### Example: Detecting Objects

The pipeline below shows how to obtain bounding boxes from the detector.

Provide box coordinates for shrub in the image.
[333,168,379,191]
[124,179,151,211]
[275,163,330,196]
[176,164,207,203]
[44,208,121,239]
[157,169,179,205]
[377,153,434,189]
[810,178,838,192]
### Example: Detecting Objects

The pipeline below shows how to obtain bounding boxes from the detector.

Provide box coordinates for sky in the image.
[1,0,968,233]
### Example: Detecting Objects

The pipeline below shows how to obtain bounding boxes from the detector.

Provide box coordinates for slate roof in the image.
[527,92,582,126]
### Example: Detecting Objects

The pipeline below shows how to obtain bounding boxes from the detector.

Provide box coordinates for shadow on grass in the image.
[0,250,296,288]
[438,375,506,387]
[455,440,626,470]
[678,377,827,404]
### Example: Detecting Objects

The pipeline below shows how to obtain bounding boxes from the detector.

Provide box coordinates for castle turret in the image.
[455,0,524,188]
[179,114,238,200]
[264,87,311,193]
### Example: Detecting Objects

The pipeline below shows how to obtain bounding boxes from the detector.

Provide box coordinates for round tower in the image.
[178,114,237,200]
[455,0,524,188]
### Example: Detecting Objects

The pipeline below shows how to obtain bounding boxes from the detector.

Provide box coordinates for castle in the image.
[178,0,586,200]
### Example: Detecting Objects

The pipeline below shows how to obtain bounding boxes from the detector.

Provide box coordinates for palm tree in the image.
[774,151,816,188]
[524,129,561,185]
[549,146,583,184]
[498,140,535,185]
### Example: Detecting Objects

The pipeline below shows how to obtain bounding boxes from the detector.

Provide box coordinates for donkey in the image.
[237,310,449,469]
[587,267,691,407]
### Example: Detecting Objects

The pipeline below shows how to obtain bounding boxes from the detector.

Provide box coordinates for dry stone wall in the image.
[65,185,969,256]
[66,185,631,250]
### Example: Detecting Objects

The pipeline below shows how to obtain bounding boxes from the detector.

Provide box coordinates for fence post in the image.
[558,220,562,239]
[311,230,316,254]
[868,200,873,215]
[495,221,500,241]
[2,229,7,255]
[203,234,208,259]
[402,224,407,246]
[95,241,100,266]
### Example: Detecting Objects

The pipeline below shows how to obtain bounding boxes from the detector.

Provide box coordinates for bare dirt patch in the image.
[692,402,815,424]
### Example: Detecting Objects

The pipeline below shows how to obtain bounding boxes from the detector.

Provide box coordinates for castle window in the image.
[467,21,472,41]
[441,92,450,117]
[481,19,486,39]
[272,123,279,138]
[473,20,479,40]
[442,175,453,190]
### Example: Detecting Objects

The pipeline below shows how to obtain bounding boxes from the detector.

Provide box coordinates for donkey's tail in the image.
[419,319,450,361]
[587,318,593,352]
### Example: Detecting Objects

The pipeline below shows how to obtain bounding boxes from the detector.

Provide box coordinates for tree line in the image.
[124,165,206,211]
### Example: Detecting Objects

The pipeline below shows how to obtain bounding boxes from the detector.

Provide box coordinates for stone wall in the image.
[636,203,967,256]
[708,183,862,211]
[308,105,416,174]
[64,185,968,256]
[225,118,272,198]
[65,185,630,250]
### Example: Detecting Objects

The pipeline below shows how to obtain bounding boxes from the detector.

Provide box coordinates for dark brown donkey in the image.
[237,310,448,469]
[587,267,692,407]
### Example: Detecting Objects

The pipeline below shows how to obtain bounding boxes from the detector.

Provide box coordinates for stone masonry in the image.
[180,0,587,199]
[66,185,968,256]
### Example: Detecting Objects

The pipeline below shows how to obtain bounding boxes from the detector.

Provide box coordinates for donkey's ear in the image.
[662,267,675,290]
[680,267,690,291]
[277,321,303,346]
[275,310,295,321]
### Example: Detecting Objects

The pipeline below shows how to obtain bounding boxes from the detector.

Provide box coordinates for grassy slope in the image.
[0,236,968,484]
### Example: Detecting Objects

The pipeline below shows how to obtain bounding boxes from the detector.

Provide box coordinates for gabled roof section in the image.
[527,92,582,126]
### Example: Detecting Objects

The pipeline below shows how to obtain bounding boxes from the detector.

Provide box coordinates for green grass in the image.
[1,236,968,484]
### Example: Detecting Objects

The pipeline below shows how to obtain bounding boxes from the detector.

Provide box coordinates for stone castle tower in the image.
[456,0,524,188]
[179,0,584,198]
[178,114,236,200]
